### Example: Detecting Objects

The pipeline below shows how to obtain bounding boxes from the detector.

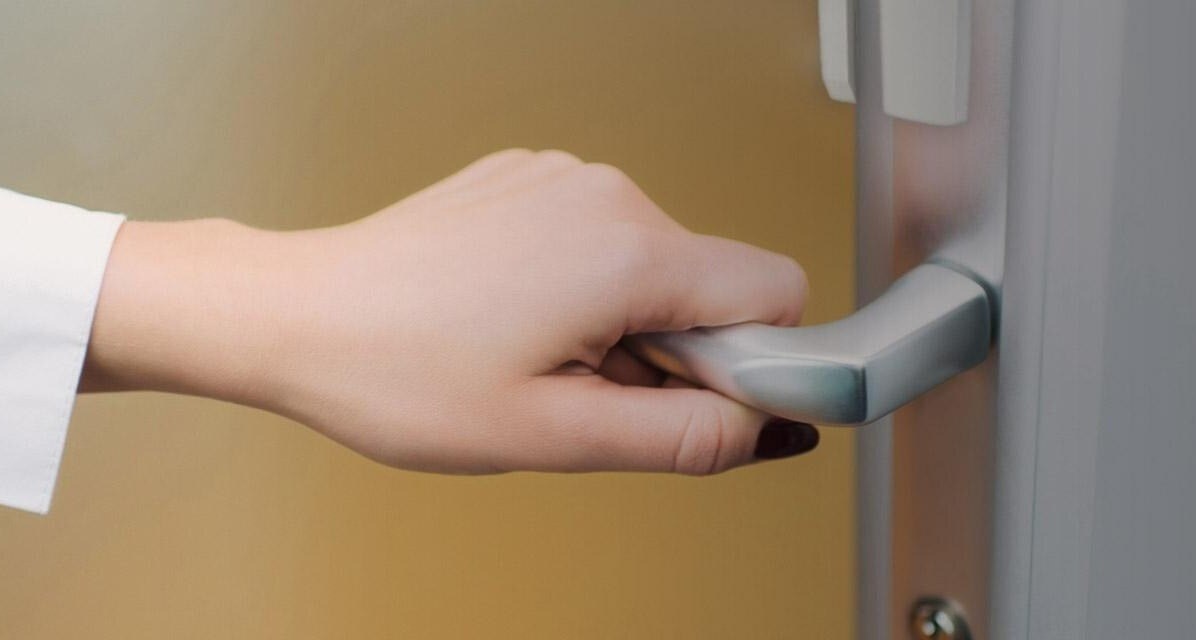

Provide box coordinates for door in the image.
[858,0,1196,637]
[637,0,1196,638]
[990,0,1196,637]
[854,0,1196,637]
[853,0,1196,637]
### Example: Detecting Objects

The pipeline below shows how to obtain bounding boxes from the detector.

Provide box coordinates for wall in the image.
[0,2,856,637]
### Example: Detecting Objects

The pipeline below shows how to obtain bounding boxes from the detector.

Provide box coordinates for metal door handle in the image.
[622,262,994,425]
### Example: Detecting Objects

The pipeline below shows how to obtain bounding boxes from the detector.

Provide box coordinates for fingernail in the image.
[754,419,820,460]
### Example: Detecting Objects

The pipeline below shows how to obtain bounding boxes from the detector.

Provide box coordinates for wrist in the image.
[81,217,293,408]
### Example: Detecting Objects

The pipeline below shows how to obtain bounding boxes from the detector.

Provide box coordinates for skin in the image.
[79,149,815,476]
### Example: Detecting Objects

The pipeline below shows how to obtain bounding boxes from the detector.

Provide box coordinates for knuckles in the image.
[671,402,737,476]
[603,224,667,287]
[474,149,681,291]
[572,162,636,193]
[484,150,640,200]
[533,149,584,168]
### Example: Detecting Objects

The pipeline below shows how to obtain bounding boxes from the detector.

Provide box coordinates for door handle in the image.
[622,261,994,425]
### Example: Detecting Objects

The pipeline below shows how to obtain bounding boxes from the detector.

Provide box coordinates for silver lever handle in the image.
[622,262,993,425]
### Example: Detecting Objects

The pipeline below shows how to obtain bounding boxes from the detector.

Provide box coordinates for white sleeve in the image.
[0,188,125,514]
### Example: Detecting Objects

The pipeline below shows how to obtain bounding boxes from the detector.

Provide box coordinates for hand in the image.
[82,149,817,475]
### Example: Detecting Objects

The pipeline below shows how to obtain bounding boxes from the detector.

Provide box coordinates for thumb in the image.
[515,375,819,475]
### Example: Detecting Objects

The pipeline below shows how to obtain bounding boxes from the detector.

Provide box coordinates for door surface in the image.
[991,0,1196,637]
[850,0,1196,638]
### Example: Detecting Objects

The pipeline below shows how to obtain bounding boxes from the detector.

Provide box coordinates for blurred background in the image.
[0,1,855,637]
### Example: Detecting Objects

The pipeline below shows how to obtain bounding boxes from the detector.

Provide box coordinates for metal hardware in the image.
[855,0,1014,632]
[879,0,972,125]
[622,261,992,426]
[909,597,972,640]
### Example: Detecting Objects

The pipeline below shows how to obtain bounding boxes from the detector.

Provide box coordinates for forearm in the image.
[79,218,290,408]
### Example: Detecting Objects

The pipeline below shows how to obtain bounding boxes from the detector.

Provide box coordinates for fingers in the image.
[624,232,809,334]
[535,160,807,333]
[507,375,818,474]
[415,150,809,336]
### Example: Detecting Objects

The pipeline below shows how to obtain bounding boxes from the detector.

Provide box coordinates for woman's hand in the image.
[82,150,817,475]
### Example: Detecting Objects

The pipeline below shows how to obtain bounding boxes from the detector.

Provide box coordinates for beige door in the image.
[0,2,855,637]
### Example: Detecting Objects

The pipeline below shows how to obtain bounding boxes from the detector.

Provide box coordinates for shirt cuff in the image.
[0,188,125,514]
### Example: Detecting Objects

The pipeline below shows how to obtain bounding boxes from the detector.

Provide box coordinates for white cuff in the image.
[0,188,125,514]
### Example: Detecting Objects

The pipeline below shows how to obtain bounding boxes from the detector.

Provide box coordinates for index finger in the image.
[623,232,808,335]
